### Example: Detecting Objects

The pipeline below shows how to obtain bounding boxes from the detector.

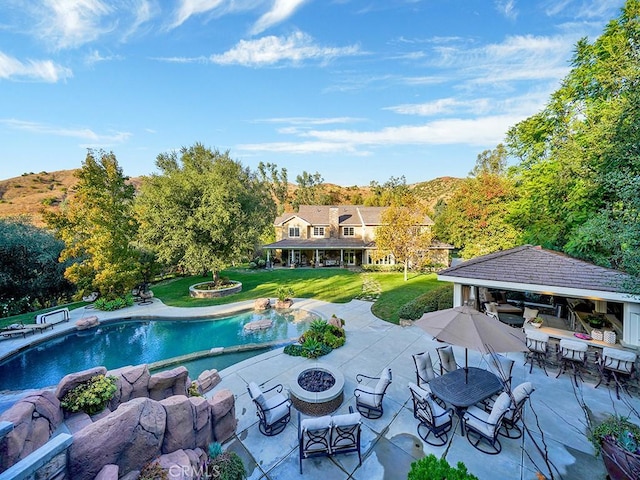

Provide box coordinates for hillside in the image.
[0,170,462,226]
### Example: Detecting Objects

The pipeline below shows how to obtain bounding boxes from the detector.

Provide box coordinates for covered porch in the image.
[438,245,640,350]
[263,239,374,268]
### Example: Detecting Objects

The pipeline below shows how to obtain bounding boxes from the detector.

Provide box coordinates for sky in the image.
[0,0,627,186]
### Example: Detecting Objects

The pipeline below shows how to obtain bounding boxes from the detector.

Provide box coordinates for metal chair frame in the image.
[247,383,292,436]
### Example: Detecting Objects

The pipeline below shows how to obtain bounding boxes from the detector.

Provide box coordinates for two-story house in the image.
[263,205,452,268]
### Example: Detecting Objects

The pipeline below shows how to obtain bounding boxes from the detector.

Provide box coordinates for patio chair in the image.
[500,382,534,439]
[329,408,362,466]
[522,307,539,323]
[413,352,436,388]
[408,382,453,446]
[354,367,392,419]
[487,353,515,391]
[462,391,511,455]
[436,345,459,375]
[556,339,588,386]
[247,381,292,436]
[595,347,637,399]
[524,330,550,375]
[298,413,332,473]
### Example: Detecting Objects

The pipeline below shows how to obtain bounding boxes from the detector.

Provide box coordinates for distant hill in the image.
[0,170,462,227]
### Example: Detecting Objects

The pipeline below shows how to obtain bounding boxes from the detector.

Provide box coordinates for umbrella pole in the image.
[465,348,469,384]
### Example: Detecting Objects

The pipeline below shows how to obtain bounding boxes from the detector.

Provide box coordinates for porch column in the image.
[453,284,464,307]
[315,249,319,264]
[266,250,270,268]
[340,249,344,263]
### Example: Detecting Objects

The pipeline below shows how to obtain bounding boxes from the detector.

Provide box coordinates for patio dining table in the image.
[429,367,503,434]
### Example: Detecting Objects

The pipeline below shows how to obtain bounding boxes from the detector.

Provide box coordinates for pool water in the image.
[0,309,315,391]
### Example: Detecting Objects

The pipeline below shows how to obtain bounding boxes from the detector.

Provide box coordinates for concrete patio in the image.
[1,297,638,479]
[203,298,640,480]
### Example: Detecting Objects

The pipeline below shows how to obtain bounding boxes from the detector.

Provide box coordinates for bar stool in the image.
[524,330,549,375]
[595,347,637,399]
[556,339,588,386]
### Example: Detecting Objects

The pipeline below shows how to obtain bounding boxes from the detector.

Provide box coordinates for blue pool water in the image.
[0,309,316,391]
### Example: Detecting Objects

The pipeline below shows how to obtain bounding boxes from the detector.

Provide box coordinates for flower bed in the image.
[189,281,242,298]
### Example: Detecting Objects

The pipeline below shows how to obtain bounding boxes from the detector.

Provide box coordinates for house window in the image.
[343,227,355,237]
[289,226,300,237]
[313,226,325,237]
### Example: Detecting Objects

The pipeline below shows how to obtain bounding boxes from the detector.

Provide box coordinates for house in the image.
[263,205,452,268]
[438,245,640,348]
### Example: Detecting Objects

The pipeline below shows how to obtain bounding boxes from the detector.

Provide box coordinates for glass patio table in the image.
[429,367,503,434]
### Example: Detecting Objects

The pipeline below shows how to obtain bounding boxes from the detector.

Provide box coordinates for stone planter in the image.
[601,437,640,480]
[275,299,294,309]
[189,281,242,298]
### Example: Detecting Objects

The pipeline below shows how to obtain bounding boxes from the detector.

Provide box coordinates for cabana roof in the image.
[438,245,636,302]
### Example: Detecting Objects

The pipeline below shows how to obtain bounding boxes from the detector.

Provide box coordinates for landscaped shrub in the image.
[398,284,454,320]
[139,461,168,480]
[284,344,304,356]
[286,319,344,358]
[276,285,294,301]
[94,294,134,311]
[60,375,117,415]
[205,443,246,480]
[407,454,478,480]
[302,337,328,358]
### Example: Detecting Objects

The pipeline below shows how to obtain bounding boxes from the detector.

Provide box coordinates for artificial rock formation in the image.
[253,298,271,310]
[148,366,189,401]
[0,390,63,469]
[75,315,99,330]
[69,397,167,480]
[55,366,107,400]
[94,464,119,480]
[209,389,237,443]
[195,369,221,394]
[108,364,152,409]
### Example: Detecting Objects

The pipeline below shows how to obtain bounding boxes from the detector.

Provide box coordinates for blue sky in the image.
[0,0,626,186]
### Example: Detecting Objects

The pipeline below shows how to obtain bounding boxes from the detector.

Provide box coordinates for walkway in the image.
[2,298,639,479]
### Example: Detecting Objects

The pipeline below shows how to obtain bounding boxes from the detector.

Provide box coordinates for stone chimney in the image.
[329,206,339,238]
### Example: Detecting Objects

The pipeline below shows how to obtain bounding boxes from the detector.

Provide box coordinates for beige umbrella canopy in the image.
[414,305,528,369]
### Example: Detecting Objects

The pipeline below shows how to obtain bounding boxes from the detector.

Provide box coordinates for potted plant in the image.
[589,415,640,480]
[586,314,605,329]
[275,286,294,309]
[530,317,544,328]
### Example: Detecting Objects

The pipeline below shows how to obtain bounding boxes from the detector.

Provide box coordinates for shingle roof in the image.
[439,245,630,293]
[273,205,433,226]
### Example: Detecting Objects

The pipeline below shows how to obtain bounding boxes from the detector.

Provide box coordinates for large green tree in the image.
[44,150,140,298]
[0,217,74,316]
[506,0,640,282]
[135,144,275,280]
[291,171,325,210]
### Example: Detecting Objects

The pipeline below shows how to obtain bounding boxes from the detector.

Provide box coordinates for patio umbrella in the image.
[414,305,528,377]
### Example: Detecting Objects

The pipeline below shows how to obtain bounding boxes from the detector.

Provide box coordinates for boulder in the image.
[107,364,151,408]
[148,366,189,401]
[0,390,63,469]
[190,396,212,447]
[68,397,166,480]
[275,299,293,309]
[75,315,99,330]
[157,449,194,480]
[95,464,119,480]
[65,412,92,434]
[196,369,221,394]
[253,298,271,310]
[55,366,107,400]
[160,396,196,454]
[209,389,237,443]
[328,315,343,329]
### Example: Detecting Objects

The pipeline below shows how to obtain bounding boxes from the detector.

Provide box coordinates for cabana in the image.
[438,245,640,349]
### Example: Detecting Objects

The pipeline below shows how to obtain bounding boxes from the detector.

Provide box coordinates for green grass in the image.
[369,272,445,324]
[0,302,88,329]
[1,268,448,327]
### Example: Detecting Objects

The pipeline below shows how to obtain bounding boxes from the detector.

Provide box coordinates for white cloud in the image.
[209,31,361,66]
[495,0,517,20]
[251,0,309,35]
[0,51,72,82]
[85,49,123,66]
[170,0,225,29]
[255,116,362,125]
[386,98,492,116]
[0,118,131,143]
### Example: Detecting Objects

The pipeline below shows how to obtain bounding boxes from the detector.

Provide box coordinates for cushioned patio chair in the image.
[524,330,550,375]
[354,367,392,419]
[329,408,362,466]
[487,353,515,391]
[556,339,588,386]
[248,381,292,436]
[413,352,436,388]
[436,345,459,375]
[463,392,511,454]
[408,382,453,446]
[595,347,637,399]
[501,382,534,439]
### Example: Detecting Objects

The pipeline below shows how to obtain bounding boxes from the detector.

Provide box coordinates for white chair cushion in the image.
[264,394,290,424]
[375,369,391,395]
[415,352,435,384]
[332,412,361,427]
[602,347,636,373]
[248,382,266,408]
[523,307,539,321]
[356,390,378,408]
[511,382,533,404]
[428,398,451,427]
[488,392,511,425]
[301,415,332,432]
[408,382,430,400]
[464,405,493,437]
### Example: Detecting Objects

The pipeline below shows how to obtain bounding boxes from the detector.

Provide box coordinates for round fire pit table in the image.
[289,362,345,416]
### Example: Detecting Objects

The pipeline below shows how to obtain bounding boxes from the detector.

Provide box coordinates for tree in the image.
[506,0,640,287]
[434,173,521,259]
[135,143,275,281]
[258,162,289,214]
[364,176,409,206]
[44,150,140,299]
[0,217,74,316]
[469,144,507,177]
[292,171,324,210]
[372,198,434,281]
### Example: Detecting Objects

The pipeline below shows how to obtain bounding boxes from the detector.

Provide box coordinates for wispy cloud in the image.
[251,0,309,35]
[544,0,621,20]
[0,118,131,143]
[495,0,517,20]
[210,31,361,66]
[170,0,225,29]
[254,116,362,125]
[0,51,72,82]
[386,98,492,116]
[85,49,123,66]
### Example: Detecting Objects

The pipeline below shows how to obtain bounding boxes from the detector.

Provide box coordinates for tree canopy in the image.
[135,144,275,280]
[44,150,140,298]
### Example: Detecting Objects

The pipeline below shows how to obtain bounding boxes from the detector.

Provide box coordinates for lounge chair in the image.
[354,367,392,419]
[247,381,292,436]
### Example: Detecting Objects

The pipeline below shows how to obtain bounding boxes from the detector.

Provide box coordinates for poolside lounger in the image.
[0,328,34,339]
[21,323,55,334]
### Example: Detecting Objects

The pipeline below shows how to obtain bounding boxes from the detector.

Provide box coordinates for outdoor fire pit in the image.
[289,362,345,415]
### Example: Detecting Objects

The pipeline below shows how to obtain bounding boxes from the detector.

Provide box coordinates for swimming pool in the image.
[0,308,317,391]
